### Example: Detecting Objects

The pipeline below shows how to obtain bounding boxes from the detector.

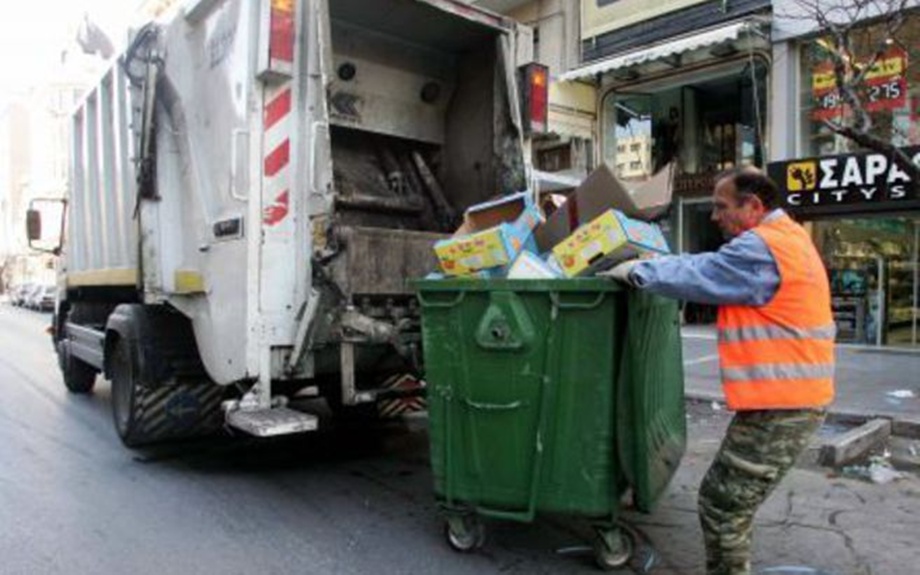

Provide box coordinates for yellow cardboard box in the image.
[434,227,523,276]
[552,209,668,277]
[434,192,541,276]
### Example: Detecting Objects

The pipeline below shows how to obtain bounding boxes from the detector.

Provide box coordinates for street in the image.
[680,327,920,423]
[1,303,919,575]
[3,0,920,574]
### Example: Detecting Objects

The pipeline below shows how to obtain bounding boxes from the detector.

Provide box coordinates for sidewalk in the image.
[680,326,920,436]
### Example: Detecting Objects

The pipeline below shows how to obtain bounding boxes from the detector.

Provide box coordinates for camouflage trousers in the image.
[698,408,825,575]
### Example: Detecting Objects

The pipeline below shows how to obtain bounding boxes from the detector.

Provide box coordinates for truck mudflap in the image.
[375,374,427,418]
[105,305,226,447]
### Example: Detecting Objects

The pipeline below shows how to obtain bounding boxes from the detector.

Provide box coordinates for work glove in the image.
[596,259,639,287]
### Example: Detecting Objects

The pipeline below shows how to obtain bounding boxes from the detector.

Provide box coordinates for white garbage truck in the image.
[29,0,547,446]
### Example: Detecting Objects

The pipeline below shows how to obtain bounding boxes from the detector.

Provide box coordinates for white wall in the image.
[768,41,799,162]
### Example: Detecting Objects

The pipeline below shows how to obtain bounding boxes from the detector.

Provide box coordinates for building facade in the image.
[473,0,596,186]
[559,0,771,323]
[0,48,105,292]
[769,0,920,348]
[0,101,33,292]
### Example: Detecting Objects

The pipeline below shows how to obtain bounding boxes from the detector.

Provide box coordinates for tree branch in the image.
[824,121,920,181]
[805,0,918,163]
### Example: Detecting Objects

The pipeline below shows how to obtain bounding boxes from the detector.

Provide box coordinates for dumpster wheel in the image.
[593,525,635,571]
[444,515,486,552]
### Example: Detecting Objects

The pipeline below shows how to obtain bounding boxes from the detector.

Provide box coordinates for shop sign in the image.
[767,146,920,216]
[812,48,908,120]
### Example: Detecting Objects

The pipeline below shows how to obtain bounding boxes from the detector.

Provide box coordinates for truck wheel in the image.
[110,336,152,447]
[107,305,226,447]
[58,340,97,394]
[109,334,223,448]
[56,304,106,394]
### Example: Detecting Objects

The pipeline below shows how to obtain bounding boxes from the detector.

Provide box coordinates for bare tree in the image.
[784,0,920,179]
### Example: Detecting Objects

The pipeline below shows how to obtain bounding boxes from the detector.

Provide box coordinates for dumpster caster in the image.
[593,526,634,571]
[444,515,485,552]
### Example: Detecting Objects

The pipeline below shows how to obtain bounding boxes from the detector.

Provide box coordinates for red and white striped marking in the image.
[262,85,292,226]
[377,374,427,418]
[261,0,296,227]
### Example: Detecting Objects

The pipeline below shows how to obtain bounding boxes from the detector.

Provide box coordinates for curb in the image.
[818,419,891,467]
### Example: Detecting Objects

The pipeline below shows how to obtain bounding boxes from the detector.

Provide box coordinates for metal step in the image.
[226,407,318,437]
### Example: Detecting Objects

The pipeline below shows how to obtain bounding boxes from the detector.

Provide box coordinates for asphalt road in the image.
[1,304,918,575]
[0,304,626,575]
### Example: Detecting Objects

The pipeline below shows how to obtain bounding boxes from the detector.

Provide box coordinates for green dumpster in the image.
[415,278,686,569]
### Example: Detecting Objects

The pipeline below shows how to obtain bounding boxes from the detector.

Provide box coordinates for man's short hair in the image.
[715,167,780,210]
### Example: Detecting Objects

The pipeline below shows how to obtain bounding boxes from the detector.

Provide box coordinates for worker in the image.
[602,167,835,575]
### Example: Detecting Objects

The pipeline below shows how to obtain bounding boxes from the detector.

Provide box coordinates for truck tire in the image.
[55,303,108,394]
[58,340,98,394]
[110,335,153,447]
[108,305,224,448]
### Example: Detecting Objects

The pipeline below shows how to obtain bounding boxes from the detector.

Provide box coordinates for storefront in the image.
[769,7,920,348]
[768,150,920,348]
[562,13,772,323]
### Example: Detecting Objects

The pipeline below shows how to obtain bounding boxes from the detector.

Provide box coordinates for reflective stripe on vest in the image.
[719,335,835,368]
[716,213,835,410]
[721,363,835,383]
[719,323,837,343]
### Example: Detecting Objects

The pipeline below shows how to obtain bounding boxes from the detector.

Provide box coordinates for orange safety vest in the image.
[717,213,835,410]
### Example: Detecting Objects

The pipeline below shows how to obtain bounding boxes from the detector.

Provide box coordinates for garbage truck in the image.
[29,0,548,447]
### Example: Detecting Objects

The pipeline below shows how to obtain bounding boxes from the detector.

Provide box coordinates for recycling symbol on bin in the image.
[475,292,535,351]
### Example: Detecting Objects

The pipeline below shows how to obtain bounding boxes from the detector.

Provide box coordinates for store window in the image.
[535,145,572,172]
[533,137,595,176]
[599,60,768,324]
[792,13,920,347]
[799,13,920,156]
[601,61,768,182]
[814,217,920,347]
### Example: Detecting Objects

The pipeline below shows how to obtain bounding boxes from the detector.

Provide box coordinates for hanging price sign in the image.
[863,48,907,112]
[811,48,908,120]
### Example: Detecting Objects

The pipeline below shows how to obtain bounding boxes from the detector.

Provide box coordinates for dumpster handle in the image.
[416,291,466,308]
[464,399,524,411]
[473,378,555,523]
[471,304,563,524]
[549,291,606,310]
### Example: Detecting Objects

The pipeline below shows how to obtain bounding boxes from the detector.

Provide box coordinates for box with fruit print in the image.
[551,209,669,277]
[433,192,542,276]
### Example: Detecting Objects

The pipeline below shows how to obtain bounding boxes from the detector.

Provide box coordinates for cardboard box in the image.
[434,192,543,276]
[534,163,673,253]
[551,209,669,277]
[606,162,674,221]
[507,251,562,280]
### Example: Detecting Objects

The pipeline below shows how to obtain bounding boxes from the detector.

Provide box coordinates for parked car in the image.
[24,284,44,310]
[37,285,56,312]
[12,283,34,307]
